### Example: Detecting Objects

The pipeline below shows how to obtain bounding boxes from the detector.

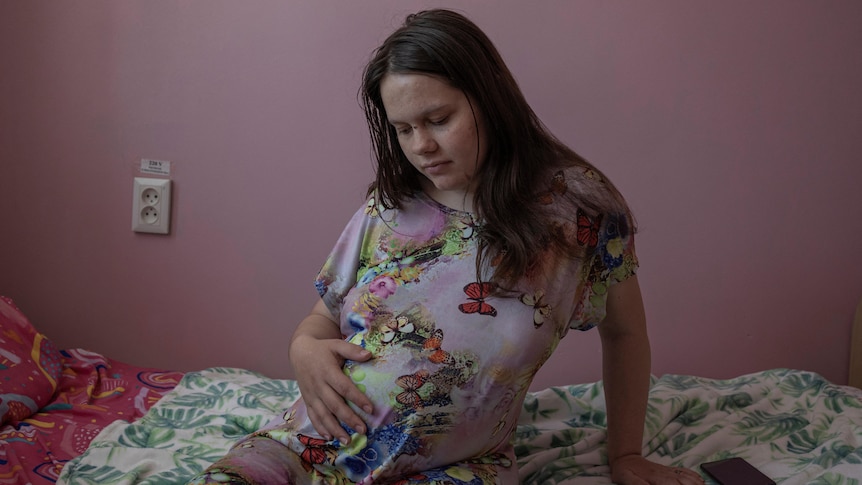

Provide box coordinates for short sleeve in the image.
[314,197,379,323]
[569,212,638,331]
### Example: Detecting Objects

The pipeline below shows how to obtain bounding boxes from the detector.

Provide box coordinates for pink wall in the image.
[1,1,861,391]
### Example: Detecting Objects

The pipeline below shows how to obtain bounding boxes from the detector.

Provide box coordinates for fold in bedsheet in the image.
[58,368,862,484]
[0,349,183,485]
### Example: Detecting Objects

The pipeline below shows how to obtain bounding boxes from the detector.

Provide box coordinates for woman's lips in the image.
[423,161,450,175]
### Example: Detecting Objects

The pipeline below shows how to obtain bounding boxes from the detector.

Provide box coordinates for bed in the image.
[0,296,184,485]
[2,295,861,484]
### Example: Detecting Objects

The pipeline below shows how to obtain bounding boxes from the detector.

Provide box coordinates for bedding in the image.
[0,297,184,485]
[5,293,860,484]
[0,295,63,425]
[58,367,862,484]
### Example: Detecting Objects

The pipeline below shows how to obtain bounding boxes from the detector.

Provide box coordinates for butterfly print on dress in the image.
[297,434,336,469]
[381,315,416,344]
[422,328,454,365]
[576,209,602,248]
[458,282,497,317]
[537,170,567,205]
[519,290,552,328]
[395,370,429,410]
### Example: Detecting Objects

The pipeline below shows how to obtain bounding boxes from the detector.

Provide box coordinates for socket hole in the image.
[141,188,160,205]
[141,207,159,224]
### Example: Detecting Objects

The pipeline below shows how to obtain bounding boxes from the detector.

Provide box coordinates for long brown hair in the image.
[360,9,634,289]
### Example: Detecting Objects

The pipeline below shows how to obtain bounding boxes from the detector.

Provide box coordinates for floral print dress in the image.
[190,167,637,485]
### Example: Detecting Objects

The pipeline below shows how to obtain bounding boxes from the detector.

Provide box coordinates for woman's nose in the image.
[410,129,437,154]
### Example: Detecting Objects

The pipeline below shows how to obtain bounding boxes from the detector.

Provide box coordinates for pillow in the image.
[0,296,63,424]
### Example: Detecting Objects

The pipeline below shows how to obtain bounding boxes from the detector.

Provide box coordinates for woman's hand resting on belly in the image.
[288,300,374,444]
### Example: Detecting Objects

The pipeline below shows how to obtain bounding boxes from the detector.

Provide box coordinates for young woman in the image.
[191,9,704,485]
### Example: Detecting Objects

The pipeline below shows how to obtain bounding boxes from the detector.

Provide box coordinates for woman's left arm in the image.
[599,275,704,484]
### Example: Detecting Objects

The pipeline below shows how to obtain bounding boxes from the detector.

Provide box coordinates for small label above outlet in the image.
[140,159,171,176]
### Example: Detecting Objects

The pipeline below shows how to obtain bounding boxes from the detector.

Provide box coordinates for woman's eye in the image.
[430,117,448,126]
[396,127,412,136]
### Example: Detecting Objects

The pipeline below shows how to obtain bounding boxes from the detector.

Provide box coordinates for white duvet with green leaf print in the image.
[58,368,862,484]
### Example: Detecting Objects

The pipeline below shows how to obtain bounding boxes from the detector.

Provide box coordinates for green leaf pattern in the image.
[58,368,862,484]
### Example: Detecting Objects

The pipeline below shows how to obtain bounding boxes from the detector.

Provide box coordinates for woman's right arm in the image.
[288,299,374,444]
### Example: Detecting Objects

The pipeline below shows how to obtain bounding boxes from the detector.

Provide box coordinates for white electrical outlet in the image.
[132,177,171,234]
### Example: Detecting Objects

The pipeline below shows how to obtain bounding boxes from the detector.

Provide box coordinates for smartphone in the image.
[700,457,776,485]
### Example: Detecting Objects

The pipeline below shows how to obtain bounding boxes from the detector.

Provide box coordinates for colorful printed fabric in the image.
[193,169,637,484]
[58,367,862,484]
[0,296,63,425]
[59,367,303,485]
[0,348,183,485]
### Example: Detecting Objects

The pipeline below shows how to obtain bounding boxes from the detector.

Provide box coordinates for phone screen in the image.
[700,457,775,485]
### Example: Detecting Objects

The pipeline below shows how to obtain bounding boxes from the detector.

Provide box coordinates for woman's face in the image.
[380,73,488,211]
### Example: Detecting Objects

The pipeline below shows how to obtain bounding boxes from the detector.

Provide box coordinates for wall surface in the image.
[1,1,861,391]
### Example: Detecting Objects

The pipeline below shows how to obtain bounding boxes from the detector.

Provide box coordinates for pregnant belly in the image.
[341,347,516,467]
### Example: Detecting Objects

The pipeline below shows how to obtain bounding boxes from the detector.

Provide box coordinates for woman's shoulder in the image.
[534,163,612,209]
[533,161,635,239]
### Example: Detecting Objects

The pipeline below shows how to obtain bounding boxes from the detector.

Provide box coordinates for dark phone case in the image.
[700,457,776,485]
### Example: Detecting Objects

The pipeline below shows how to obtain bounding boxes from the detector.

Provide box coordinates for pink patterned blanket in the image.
[0,348,183,484]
